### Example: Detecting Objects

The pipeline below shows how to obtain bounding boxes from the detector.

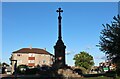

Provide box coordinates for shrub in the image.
[16,65,29,75]
[74,67,87,74]
[26,68,39,75]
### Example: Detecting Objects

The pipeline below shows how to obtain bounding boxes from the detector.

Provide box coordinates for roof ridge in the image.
[12,48,53,56]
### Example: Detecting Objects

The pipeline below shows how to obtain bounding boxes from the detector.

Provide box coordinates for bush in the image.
[79,67,87,74]
[105,71,117,77]
[26,68,39,75]
[16,65,29,75]
[74,67,87,74]
[116,76,120,79]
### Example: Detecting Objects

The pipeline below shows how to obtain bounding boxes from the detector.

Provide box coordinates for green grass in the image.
[1,76,114,79]
[80,76,113,79]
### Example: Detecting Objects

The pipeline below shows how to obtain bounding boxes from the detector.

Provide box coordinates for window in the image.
[43,60,46,63]
[46,55,49,57]
[18,60,22,63]
[29,53,35,57]
[28,60,35,63]
[41,54,44,56]
[17,54,21,56]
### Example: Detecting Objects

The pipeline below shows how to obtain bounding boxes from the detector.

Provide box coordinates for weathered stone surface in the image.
[57,68,81,77]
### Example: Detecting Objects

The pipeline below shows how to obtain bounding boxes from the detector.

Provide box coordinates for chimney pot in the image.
[29,45,32,49]
[44,48,46,50]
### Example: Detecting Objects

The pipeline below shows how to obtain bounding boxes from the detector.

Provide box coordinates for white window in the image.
[41,54,44,56]
[43,60,46,63]
[28,60,35,63]
[18,60,22,63]
[29,53,35,57]
[46,55,49,57]
[17,54,21,56]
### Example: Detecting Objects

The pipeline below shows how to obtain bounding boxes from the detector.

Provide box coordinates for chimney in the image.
[44,48,46,51]
[29,45,32,49]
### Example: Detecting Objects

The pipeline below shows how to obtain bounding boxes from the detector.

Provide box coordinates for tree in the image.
[99,15,120,75]
[73,51,94,70]
[0,62,1,66]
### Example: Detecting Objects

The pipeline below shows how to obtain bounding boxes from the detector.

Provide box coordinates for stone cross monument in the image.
[54,8,66,68]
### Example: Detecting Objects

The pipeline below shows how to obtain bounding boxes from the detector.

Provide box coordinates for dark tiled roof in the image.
[13,48,53,56]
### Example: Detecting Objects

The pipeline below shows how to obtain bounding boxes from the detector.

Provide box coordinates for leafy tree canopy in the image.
[73,51,94,70]
[99,15,120,63]
[99,15,120,75]
[0,62,1,66]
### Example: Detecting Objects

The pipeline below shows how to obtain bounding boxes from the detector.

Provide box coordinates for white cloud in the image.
[95,56,107,60]
[65,50,74,55]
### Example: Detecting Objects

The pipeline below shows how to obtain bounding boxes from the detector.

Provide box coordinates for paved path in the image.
[1,74,11,77]
[1,74,67,79]
[1,74,43,77]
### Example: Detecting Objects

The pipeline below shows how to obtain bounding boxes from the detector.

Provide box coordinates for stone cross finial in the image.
[56,8,63,40]
[56,8,63,16]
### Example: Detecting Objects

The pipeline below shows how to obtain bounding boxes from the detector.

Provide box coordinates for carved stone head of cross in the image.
[56,8,63,16]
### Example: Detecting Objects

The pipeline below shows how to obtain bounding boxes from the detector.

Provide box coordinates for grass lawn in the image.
[81,76,113,79]
[1,76,114,79]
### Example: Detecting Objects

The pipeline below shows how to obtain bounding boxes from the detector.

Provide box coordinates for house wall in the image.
[11,53,53,73]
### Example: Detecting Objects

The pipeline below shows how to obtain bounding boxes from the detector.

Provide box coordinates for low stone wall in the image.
[57,68,81,77]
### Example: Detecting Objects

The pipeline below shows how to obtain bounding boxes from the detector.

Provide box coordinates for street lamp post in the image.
[11,60,17,79]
